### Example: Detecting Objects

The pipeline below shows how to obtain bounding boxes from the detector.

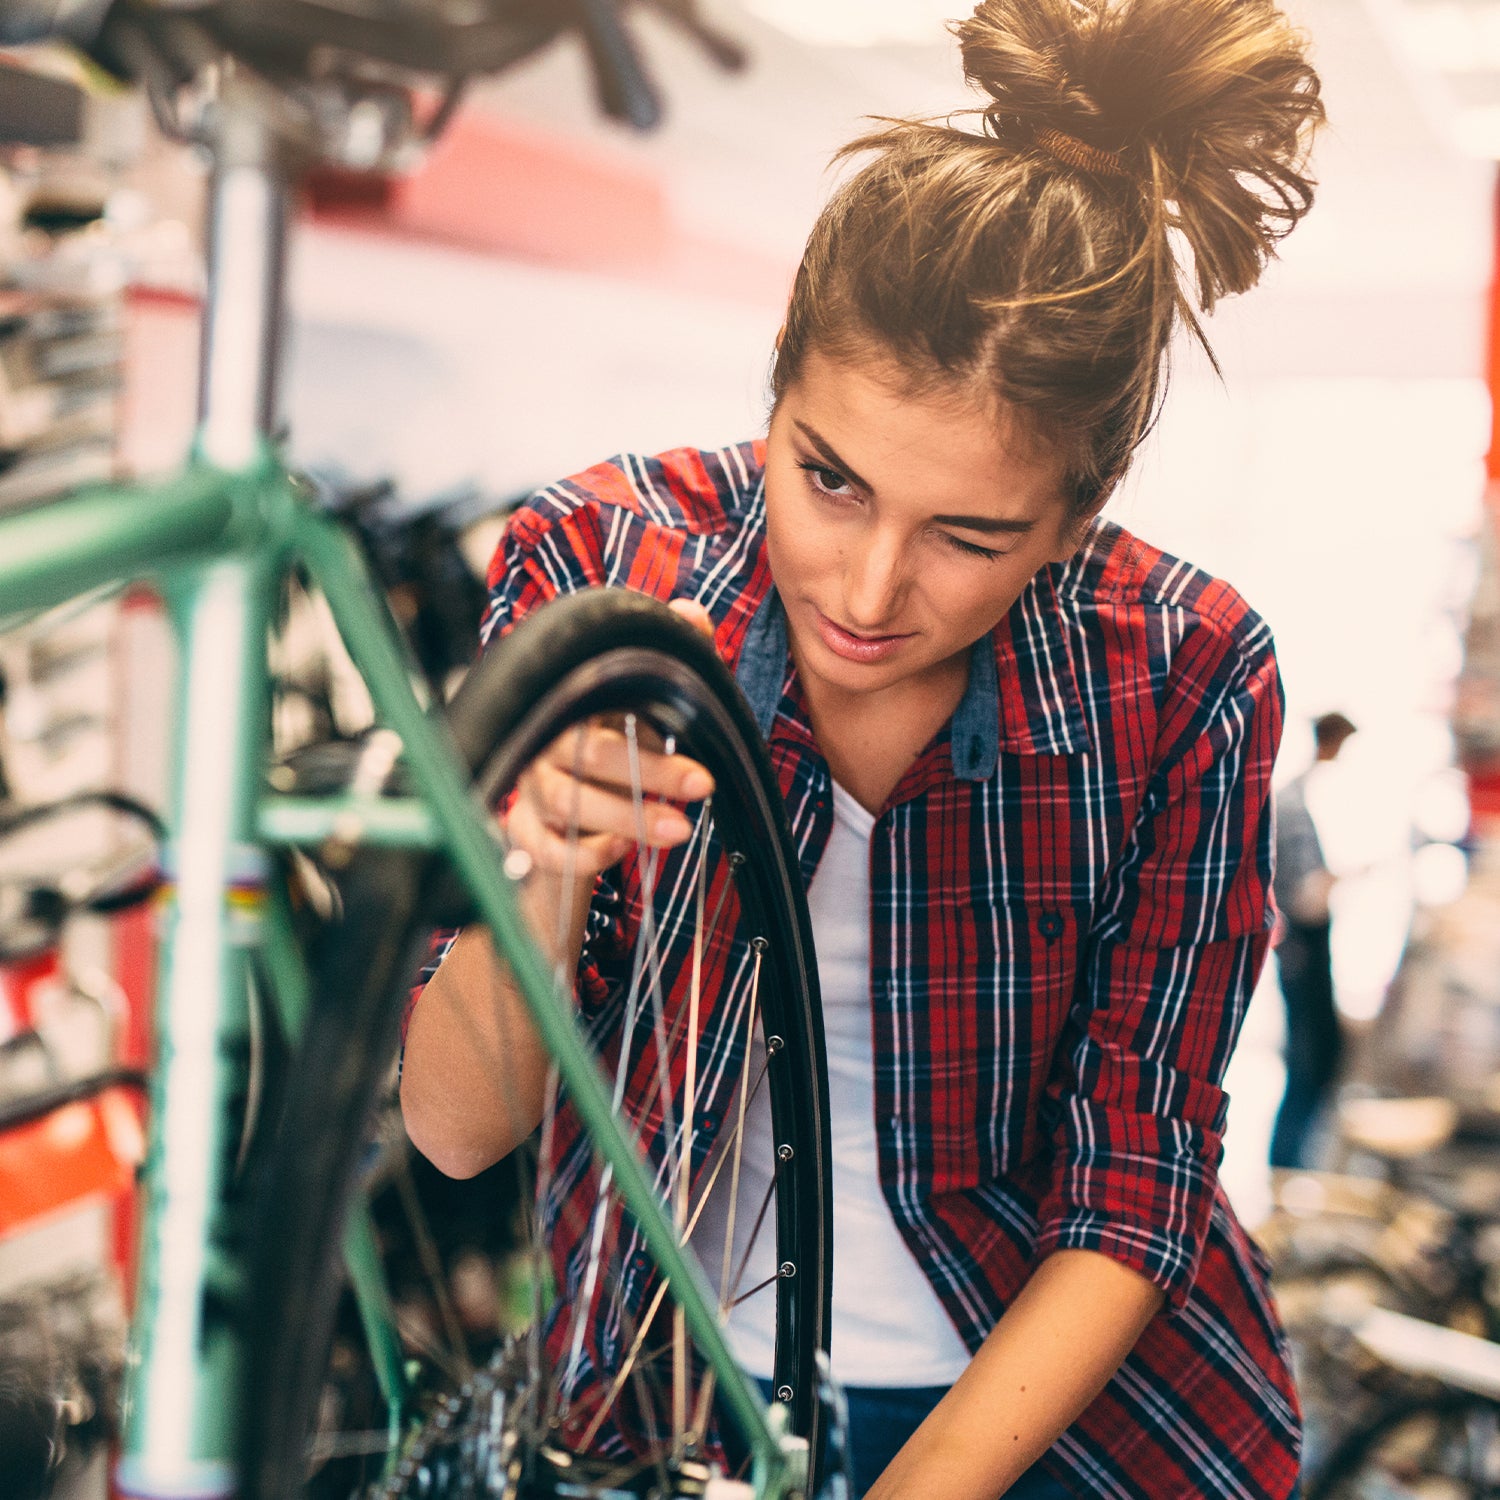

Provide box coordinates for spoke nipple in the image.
[729,851,746,868]
[767,1035,784,1054]
[503,847,534,881]
[751,936,768,954]
[776,1384,794,1403]
[779,1260,796,1279]
[663,734,677,757]
[777,1143,794,1162]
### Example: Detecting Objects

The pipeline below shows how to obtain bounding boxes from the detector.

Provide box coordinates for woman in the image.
[401,1,1322,1494]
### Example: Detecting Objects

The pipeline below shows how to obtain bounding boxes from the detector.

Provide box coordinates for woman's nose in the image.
[842,531,907,630]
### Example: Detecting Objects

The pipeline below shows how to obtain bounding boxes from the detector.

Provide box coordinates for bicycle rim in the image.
[242,589,832,1499]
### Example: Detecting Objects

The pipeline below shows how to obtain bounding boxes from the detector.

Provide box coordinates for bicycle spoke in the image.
[688,940,766,1445]
[576,1051,775,1455]
[729,1169,781,1307]
[716,940,765,1312]
[526,1066,561,1408]
[555,717,686,1428]
[306,1428,405,1463]
[555,969,656,1424]
[673,788,713,1456]
[727,1271,781,1310]
[624,716,681,1200]
[393,1151,473,1382]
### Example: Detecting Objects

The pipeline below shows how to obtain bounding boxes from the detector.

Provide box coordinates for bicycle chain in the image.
[368,1349,521,1500]
[365,1345,741,1500]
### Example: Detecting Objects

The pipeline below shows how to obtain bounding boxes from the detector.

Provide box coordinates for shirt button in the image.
[695,1109,718,1135]
[1038,911,1065,941]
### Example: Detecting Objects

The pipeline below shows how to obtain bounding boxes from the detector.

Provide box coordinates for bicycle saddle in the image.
[3,0,566,65]
[0,0,745,131]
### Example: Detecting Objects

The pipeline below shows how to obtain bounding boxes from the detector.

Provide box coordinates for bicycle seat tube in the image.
[117,81,290,1500]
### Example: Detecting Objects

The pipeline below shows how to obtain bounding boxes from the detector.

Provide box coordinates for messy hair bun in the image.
[959,0,1321,314]
[774,0,1324,513]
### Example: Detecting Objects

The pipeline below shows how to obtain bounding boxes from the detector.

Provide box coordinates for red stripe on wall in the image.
[305,109,792,308]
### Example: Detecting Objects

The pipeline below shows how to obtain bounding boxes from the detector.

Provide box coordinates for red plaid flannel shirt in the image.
[416,440,1300,1498]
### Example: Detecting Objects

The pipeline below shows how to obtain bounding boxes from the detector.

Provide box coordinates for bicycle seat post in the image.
[117,73,298,1500]
[196,80,291,472]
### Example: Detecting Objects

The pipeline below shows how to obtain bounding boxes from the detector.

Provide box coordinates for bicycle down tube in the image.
[0,83,793,1500]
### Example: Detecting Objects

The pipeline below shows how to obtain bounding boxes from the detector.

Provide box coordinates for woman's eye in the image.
[796,460,852,497]
[941,533,1003,561]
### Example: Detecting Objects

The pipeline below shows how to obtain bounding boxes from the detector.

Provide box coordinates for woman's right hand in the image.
[504,717,716,885]
[502,596,719,887]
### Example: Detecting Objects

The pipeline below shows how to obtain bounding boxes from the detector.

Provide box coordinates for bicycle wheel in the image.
[242,588,832,1500]
[1308,1392,1500,1499]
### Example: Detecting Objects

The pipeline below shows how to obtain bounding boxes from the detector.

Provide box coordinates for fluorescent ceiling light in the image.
[740,0,958,47]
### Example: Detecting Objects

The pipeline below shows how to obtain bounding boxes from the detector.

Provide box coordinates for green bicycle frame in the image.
[0,85,791,1500]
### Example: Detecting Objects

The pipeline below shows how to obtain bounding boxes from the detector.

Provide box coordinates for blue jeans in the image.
[1270,919,1343,1169]
[762,1380,1072,1498]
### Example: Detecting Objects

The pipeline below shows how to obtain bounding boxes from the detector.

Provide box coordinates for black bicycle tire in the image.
[240,587,832,1498]
[1307,1389,1500,1498]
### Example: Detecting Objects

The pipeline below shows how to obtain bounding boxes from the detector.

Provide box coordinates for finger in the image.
[505,796,629,879]
[526,757,696,847]
[543,722,714,803]
[667,598,715,640]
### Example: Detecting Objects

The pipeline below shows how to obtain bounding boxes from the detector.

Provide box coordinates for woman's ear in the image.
[1050,498,1107,563]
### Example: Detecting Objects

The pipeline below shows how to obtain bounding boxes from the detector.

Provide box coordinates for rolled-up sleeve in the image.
[1034,615,1283,1308]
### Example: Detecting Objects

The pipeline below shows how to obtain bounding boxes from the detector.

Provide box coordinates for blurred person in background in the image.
[1270,710,1357,1170]
[402,0,1324,1495]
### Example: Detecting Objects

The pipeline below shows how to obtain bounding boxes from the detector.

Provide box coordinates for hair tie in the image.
[1034,127,1128,179]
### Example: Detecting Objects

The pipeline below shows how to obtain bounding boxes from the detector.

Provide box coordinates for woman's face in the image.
[764,347,1082,712]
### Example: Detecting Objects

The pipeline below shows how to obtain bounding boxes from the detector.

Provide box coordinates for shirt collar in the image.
[735,586,791,741]
[733,566,1091,777]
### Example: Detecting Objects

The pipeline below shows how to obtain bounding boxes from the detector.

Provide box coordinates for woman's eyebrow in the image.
[793,420,875,494]
[931,512,1036,535]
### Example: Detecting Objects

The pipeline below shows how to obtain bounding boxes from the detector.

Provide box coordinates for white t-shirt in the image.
[691,780,973,1387]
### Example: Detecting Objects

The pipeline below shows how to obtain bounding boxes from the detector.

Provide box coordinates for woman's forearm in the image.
[865,1249,1166,1499]
[399,869,591,1178]
[403,608,718,1179]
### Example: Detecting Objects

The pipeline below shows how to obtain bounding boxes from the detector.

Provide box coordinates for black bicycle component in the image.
[454,589,833,1467]
[0,1270,126,1500]
[9,0,746,143]
[242,589,831,1499]
[1308,1390,1500,1498]
[0,1063,148,1134]
[576,0,662,130]
[0,56,87,146]
[304,473,491,699]
[0,788,166,842]
[0,0,111,47]
[0,791,166,960]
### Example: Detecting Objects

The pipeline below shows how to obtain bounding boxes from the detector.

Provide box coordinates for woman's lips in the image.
[812,609,912,664]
